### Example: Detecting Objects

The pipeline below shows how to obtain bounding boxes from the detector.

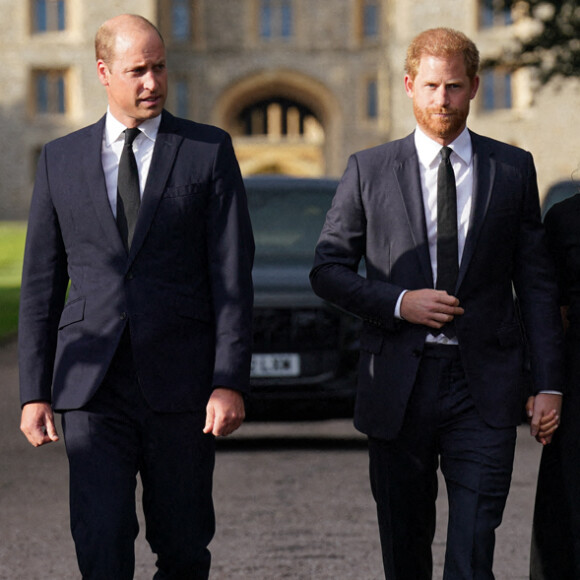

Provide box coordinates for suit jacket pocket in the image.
[58,297,85,329]
[496,323,522,347]
[360,330,384,354]
[162,183,208,199]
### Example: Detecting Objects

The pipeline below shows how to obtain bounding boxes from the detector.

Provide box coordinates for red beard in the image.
[413,103,469,142]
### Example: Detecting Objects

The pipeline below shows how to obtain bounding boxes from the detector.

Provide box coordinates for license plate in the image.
[251,353,301,377]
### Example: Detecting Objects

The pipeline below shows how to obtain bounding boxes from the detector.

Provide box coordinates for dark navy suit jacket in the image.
[311,131,563,440]
[19,110,254,413]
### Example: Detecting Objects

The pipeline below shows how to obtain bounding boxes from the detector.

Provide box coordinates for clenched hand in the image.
[203,387,245,437]
[20,401,59,447]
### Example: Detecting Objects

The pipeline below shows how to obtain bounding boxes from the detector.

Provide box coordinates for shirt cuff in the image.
[395,290,408,320]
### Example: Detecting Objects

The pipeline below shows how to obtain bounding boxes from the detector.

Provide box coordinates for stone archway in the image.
[213,70,342,177]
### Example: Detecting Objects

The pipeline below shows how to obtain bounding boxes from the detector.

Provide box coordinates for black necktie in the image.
[436,146,458,337]
[116,128,141,251]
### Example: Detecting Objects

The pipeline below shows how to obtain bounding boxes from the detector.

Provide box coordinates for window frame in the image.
[362,0,379,39]
[479,0,513,29]
[259,0,293,41]
[158,0,204,46]
[366,77,379,120]
[170,0,192,41]
[173,77,190,119]
[480,68,513,112]
[32,68,68,116]
[31,0,66,33]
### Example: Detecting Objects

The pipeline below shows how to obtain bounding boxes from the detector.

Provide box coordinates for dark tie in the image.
[436,146,458,337]
[116,128,141,251]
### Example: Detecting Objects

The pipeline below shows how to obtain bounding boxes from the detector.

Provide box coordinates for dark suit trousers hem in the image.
[61,331,216,580]
[368,346,516,580]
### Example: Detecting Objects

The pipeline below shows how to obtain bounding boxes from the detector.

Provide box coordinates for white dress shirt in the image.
[101,110,161,217]
[395,126,474,345]
[415,126,473,281]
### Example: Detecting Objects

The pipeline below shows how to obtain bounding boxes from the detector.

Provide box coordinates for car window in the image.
[246,185,334,260]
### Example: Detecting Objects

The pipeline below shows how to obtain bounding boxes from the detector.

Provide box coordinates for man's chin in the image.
[138,106,164,120]
[431,121,464,141]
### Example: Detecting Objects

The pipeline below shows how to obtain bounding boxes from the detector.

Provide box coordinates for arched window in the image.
[235,98,323,142]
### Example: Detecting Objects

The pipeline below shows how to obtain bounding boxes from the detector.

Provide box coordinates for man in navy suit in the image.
[18,14,254,579]
[311,28,563,579]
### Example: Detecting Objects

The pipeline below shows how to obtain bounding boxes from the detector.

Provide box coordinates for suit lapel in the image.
[83,116,127,256]
[393,135,434,287]
[128,111,183,264]
[457,131,495,290]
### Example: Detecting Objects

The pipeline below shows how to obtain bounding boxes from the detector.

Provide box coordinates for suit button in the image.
[412,348,423,357]
[126,271,134,280]
[120,312,127,320]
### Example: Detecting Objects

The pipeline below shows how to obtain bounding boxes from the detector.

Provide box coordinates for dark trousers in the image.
[368,345,516,580]
[61,332,216,579]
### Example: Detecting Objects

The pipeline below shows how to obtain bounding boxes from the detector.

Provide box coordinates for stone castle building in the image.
[1,0,579,218]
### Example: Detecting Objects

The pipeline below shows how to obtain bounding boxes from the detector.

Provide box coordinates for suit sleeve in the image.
[511,152,564,394]
[310,154,404,331]
[18,145,70,406]
[206,134,255,392]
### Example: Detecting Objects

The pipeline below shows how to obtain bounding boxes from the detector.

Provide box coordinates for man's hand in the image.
[20,402,59,447]
[203,387,245,437]
[400,289,464,328]
[527,394,562,445]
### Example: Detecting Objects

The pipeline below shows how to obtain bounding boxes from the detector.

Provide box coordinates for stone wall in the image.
[1,0,578,219]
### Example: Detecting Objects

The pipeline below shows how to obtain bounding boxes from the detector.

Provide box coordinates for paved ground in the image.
[0,339,543,579]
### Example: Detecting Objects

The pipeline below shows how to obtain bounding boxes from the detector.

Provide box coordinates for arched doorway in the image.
[213,70,341,177]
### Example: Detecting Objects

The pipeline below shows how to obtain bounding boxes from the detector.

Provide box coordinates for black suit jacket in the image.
[311,131,563,440]
[19,111,254,413]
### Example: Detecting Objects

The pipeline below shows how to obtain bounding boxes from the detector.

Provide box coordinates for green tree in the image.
[487,0,580,83]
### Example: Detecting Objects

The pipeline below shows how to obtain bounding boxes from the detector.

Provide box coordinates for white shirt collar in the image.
[414,125,472,169]
[104,108,162,146]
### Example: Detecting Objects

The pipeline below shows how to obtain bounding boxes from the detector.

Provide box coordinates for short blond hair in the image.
[95,14,164,67]
[405,28,480,80]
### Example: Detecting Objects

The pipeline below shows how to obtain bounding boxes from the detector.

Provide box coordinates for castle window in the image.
[235,98,322,142]
[33,69,67,115]
[366,78,378,119]
[363,0,379,38]
[480,0,512,28]
[171,0,191,41]
[260,0,293,40]
[32,0,66,33]
[174,78,190,118]
[159,0,201,44]
[481,69,512,110]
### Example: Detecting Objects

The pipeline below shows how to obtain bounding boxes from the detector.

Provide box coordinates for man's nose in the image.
[143,71,158,91]
[435,87,450,107]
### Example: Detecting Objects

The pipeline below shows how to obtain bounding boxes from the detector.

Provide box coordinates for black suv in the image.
[244,175,360,420]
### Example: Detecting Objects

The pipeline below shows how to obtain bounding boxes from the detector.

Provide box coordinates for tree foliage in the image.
[488,0,580,83]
